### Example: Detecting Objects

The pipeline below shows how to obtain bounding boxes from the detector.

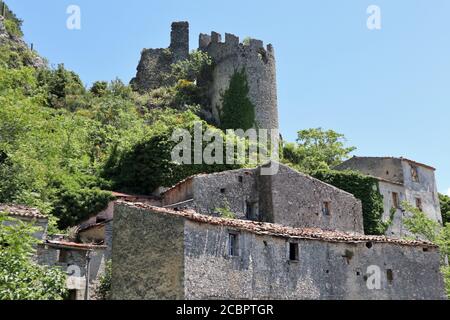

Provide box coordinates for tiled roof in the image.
[117,201,437,248]
[0,204,47,219]
[111,191,159,200]
[78,219,111,233]
[45,240,106,250]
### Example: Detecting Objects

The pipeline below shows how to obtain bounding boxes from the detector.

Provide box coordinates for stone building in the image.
[162,162,363,234]
[131,21,279,130]
[335,156,443,237]
[111,202,446,300]
[0,204,48,240]
[37,240,106,300]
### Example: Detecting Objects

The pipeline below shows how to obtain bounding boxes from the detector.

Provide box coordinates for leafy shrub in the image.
[312,170,386,235]
[96,260,112,300]
[0,213,67,300]
[220,69,255,131]
[439,193,450,225]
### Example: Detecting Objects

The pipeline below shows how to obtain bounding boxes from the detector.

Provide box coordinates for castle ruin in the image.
[131,21,279,130]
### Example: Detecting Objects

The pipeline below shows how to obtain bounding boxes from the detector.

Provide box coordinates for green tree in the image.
[283,128,356,173]
[402,202,450,297]
[439,193,450,225]
[220,69,256,131]
[0,213,67,300]
[96,260,112,300]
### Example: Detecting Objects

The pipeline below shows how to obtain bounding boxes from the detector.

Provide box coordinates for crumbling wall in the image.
[199,32,279,130]
[130,22,189,92]
[401,161,443,224]
[183,220,446,300]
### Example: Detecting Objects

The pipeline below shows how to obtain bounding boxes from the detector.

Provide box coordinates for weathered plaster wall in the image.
[335,157,404,184]
[377,181,407,237]
[260,164,364,233]
[183,220,446,300]
[401,161,443,224]
[200,32,279,130]
[111,204,185,300]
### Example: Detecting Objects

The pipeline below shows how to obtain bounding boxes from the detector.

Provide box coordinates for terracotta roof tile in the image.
[45,240,106,250]
[0,204,47,219]
[117,201,437,248]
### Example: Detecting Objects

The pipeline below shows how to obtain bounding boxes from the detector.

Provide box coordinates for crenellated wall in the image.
[199,31,279,130]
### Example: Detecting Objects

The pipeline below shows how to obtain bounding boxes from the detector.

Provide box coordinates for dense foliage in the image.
[283,128,356,173]
[96,260,112,300]
[219,69,256,131]
[312,170,387,235]
[0,213,67,299]
[439,193,450,225]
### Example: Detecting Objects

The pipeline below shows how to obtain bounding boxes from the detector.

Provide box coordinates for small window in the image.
[220,188,226,194]
[392,192,400,209]
[322,202,331,216]
[228,233,239,257]
[67,289,78,300]
[58,249,68,263]
[238,176,243,183]
[245,201,258,220]
[289,242,299,261]
[411,165,419,183]
[415,198,423,211]
[386,269,394,284]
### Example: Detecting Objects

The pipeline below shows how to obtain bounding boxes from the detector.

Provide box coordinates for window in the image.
[67,289,78,300]
[392,192,400,209]
[386,269,394,284]
[58,249,68,263]
[220,188,226,194]
[322,202,331,216]
[245,201,258,220]
[238,176,243,183]
[228,233,239,257]
[289,242,299,261]
[415,198,423,211]
[411,165,419,183]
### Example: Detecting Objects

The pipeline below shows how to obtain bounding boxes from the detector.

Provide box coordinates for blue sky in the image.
[7,0,450,194]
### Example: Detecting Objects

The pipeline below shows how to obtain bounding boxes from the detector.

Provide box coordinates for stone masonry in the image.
[162,162,364,234]
[111,202,446,300]
[335,156,443,237]
[131,21,279,131]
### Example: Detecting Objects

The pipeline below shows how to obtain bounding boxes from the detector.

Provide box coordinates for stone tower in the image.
[130,21,189,92]
[170,21,189,62]
[199,32,279,130]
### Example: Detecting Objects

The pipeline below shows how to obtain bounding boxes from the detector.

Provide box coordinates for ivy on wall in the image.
[312,170,387,235]
[219,69,256,131]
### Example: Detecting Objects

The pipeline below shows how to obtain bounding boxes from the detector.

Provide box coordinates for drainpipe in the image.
[84,250,92,300]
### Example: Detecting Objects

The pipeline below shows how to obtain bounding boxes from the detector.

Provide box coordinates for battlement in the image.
[199,31,274,54]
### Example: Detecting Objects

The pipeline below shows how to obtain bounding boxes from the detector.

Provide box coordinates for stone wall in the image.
[111,204,185,300]
[183,220,445,300]
[191,169,258,220]
[259,164,364,233]
[167,164,364,233]
[130,22,189,93]
[199,32,279,130]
